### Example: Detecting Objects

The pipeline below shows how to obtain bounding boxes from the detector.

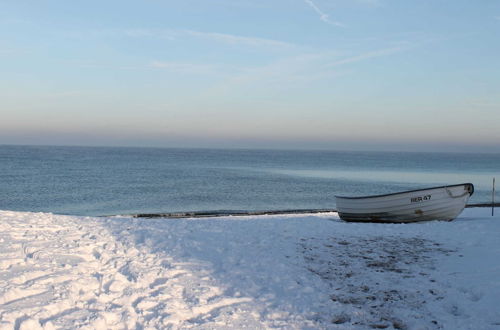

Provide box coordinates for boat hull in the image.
[335,183,474,223]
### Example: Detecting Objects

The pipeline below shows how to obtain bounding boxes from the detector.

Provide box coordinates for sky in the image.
[1,0,499,152]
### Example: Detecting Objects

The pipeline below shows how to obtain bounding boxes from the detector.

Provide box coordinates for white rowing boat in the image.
[335,183,474,223]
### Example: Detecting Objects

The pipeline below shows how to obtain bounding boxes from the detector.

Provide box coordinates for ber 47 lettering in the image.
[411,195,431,203]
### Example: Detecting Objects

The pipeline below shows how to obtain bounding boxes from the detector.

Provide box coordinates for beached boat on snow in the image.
[335,183,474,223]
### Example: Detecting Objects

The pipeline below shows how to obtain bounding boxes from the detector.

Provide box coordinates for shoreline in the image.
[126,203,499,219]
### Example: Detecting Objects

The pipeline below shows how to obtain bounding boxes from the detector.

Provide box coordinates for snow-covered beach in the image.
[1,208,499,329]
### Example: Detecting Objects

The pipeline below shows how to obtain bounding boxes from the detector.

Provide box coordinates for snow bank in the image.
[0,208,499,329]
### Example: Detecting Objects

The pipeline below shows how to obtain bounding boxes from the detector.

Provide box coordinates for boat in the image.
[335,183,474,223]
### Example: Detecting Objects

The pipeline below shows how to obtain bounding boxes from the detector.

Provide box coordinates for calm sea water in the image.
[1,145,499,216]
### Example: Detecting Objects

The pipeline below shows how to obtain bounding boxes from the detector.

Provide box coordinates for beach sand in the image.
[1,208,499,329]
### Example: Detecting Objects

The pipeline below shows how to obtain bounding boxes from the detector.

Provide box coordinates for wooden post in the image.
[493,178,496,217]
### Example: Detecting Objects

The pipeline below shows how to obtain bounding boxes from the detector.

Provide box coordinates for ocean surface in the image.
[0,145,499,216]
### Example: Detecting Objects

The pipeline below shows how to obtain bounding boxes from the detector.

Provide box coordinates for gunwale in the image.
[335,183,474,200]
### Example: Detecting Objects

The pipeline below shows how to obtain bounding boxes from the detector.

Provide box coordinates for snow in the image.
[1,208,499,329]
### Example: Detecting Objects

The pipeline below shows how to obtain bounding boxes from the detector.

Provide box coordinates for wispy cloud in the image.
[354,0,382,7]
[467,99,500,108]
[209,44,412,96]
[327,46,407,67]
[123,28,169,39]
[495,16,500,21]
[181,29,294,48]
[205,52,343,97]
[0,49,15,54]
[149,61,218,75]
[304,0,345,27]
[41,90,89,99]
[69,28,295,49]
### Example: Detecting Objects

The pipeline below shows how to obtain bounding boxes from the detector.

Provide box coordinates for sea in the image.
[1,145,499,216]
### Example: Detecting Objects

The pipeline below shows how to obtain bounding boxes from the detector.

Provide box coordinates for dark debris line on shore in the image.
[129,209,336,219]
[115,203,499,219]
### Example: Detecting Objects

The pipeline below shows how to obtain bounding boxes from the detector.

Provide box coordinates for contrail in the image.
[304,0,344,27]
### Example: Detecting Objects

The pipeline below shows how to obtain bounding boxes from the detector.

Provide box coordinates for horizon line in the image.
[1,142,500,155]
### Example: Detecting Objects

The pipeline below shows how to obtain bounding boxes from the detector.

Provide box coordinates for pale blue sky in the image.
[1,0,499,151]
